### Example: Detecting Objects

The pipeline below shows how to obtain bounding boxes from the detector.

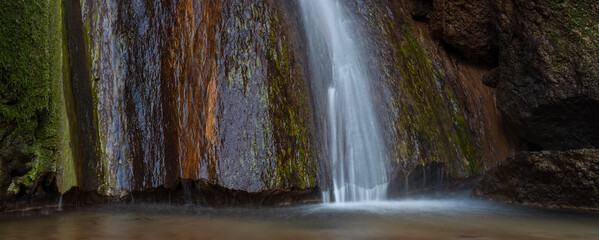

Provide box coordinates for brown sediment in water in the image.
[3,198,599,240]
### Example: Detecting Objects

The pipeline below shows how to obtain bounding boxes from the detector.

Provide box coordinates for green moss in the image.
[263,9,317,189]
[383,12,483,176]
[0,0,72,194]
[547,1,599,80]
[221,3,316,190]
[56,0,79,194]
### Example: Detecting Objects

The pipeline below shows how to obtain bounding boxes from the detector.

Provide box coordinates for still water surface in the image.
[2,195,599,239]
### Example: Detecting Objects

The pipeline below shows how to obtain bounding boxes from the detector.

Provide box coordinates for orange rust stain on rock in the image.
[165,0,222,180]
[414,21,517,167]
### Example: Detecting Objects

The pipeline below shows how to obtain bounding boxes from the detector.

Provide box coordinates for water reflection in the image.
[2,198,599,239]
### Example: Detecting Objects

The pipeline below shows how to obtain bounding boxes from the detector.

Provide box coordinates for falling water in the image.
[300,0,389,202]
[405,174,409,194]
[57,195,63,211]
[440,167,444,187]
[423,169,426,189]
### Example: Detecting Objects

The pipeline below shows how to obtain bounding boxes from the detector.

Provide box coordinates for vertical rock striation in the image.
[340,0,515,195]
[8,0,594,206]
[77,0,318,195]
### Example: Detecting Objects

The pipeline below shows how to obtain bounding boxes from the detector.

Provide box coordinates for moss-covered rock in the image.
[214,0,318,191]
[345,0,485,181]
[0,0,71,200]
[0,0,76,203]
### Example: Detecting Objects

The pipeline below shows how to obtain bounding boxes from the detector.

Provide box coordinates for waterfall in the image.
[300,0,389,203]
[57,195,63,211]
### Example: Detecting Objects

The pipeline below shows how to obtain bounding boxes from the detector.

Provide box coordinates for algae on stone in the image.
[378,8,483,176]
[0,0,74,196]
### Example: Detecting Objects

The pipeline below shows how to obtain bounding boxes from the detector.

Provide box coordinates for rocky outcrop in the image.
[429,0,498,63]
[59,0,320,195]
[406,0,599,210]
[472,149,599,210]
[352,0,515,182]
[491,0,599,150]
[411,0,599,151]
[2,0,321,207]
[4,0,596,210]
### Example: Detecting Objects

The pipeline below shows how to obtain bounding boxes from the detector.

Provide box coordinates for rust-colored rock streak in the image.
[412,22,516,168]
[75,0,317,195]
[164,0,222,181]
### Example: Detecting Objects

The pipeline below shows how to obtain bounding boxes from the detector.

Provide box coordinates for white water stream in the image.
[300,0,389,203]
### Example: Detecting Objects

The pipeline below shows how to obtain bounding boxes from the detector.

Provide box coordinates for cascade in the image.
[440,167,444,187]
[405,174,409,194]
[300,0,389,203]
[423,169,426,189]
[57,195,63,211]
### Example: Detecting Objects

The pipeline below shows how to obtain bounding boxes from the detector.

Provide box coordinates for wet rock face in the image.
[346,0,514,181]
[412,0,599,150]
[406,0,499,63]
[75,0,318,195]
[472,150,599,210]
[491,0,599,150]
[428,0,498,63]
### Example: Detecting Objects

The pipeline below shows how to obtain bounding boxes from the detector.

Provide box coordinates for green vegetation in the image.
[264,9,317,189]
[0,1,73,195]
[224,2,317,190]
[547,0,599,84]
[383,11,483,176]
[551,1,599,49]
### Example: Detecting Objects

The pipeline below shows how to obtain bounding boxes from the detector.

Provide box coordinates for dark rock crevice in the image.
[63,0,98,192]
[408,0,434,22]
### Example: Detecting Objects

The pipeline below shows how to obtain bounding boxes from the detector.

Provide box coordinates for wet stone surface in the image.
[79,0,318,195]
